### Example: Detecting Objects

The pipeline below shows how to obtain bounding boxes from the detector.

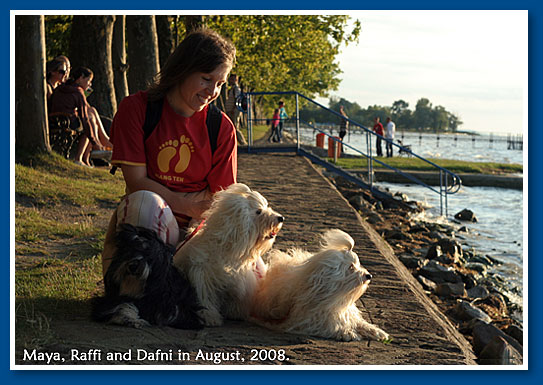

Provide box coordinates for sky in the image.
[318,10,527,134]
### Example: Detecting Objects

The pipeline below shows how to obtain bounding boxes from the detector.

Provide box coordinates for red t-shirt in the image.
[373,122,384,136]
[110,91,237,194]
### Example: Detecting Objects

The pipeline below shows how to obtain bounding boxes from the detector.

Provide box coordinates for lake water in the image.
[291,127,525,322]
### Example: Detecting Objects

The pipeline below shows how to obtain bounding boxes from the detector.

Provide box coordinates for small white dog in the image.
[173,183,284,326]
[251,229,390,342]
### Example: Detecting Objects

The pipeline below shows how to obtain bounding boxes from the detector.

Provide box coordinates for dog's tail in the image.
[320,229,354,251]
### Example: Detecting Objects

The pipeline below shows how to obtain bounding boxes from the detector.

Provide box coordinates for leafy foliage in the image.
[208,16,359,97]
[44,15,73,60]
[206,15,360,117]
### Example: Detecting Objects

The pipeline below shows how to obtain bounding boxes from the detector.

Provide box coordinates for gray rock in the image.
[409,224,429,233]
[478,336,523,365]
[399,254,424,269]
[454,208,478,222]
[365,212,383,224]
[428,231,446,240]
[435,282,466,297]
[467,285,490,300]
[419,260,462,283]
[394,192,409,202]
[465,262,487,276]
[349,195,372,211]
[417,275,438,292]
[505,325,523,346]
[462,274,477,290]
[472,320,523,356]
[385,229,413,241]
[426,244,443,259]
[455,301,492,323]
[426,239,463,264]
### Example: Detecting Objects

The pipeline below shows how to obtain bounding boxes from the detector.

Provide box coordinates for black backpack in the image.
[110,98,222,175]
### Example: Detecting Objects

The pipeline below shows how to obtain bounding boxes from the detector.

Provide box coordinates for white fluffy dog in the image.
[251,229,390,342]
[173,183,284,327]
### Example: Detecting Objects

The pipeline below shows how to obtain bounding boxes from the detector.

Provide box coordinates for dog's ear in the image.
[202,190,259,257]
[320,229,354,251]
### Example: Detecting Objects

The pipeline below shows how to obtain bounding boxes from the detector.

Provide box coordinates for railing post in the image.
[295,93,300,151]
[439,170,444,217]
[369,130,373,187]
[445,172,449,217]
[247,93,252,151]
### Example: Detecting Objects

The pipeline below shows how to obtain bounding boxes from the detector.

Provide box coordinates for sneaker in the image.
[91,150,112,160]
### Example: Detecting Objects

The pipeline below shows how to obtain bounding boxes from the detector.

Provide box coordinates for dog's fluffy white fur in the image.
[173,183,283,326]
[251,229,390,342]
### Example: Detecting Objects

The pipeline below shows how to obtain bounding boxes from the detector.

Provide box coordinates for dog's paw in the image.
[128,318,151,329]
[198,308,223,327]
[374,328,391,343]
[357,323,390,342]
[338,329,362,342]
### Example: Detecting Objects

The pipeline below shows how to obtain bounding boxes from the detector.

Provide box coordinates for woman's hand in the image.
[184,198,212,219]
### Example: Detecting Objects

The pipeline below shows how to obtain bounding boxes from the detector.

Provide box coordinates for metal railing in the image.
[242,91,462,216]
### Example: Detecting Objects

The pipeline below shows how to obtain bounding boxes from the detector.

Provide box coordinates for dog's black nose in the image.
[364,273,373,281]
[277,216,284,223]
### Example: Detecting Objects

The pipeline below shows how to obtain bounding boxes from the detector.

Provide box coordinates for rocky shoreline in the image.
[326,172,524,365]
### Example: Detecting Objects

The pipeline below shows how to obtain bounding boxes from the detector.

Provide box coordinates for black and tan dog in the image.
[92,224,203,330]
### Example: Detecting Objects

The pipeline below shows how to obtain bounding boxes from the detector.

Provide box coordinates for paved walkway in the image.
[236,152,476,365]
[18,152,477,366]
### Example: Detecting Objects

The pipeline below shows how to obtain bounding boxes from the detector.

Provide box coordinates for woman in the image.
[45,59,67,101]
[49,67,108,166]
[53,55,113,162]
[102,28,238,275]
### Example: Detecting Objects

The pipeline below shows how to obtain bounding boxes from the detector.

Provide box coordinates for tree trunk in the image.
[15,15,50,156]
[155,15,175,68]
[112,15,129,103]
[69,15,117,118]
[126,15,160,94]
[184,15,204,33]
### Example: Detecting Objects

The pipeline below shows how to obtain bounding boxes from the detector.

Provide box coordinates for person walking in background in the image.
[339,105,349,142]
[385,116,396,157]
[277,100,288,142]
[267,108,281,142]
[373,116,384,157]
[224,73,246,145]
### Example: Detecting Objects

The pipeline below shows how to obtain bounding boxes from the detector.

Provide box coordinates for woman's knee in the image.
[116,190,179,245]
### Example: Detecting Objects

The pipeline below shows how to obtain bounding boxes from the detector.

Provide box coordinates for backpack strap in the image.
[206,103,222,155]
[143,97,165,140]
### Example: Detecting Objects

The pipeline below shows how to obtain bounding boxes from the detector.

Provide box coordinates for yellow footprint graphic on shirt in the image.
[157,135,195,174]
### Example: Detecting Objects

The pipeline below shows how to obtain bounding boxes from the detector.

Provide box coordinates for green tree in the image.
[207,15,360,118]
[448,112,463,132]
[44,15,72,60]
[391,99,411,129]
[413,98,433,130]
[432,105,449,132]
